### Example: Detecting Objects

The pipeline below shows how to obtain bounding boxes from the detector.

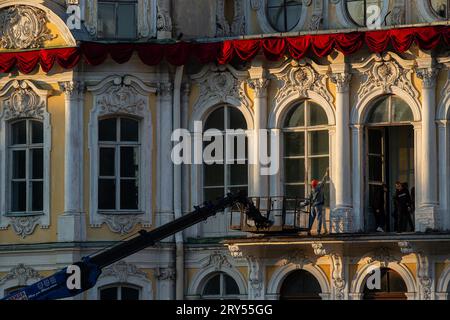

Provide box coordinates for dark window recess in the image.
[98,0,137,39]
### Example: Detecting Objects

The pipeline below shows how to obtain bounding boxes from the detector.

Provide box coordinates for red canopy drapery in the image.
[0,26,448,74]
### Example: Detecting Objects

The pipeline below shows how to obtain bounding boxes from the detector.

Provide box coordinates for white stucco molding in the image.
[437,67,450,121]
[87,75,157,234]
[436,264,450,298]
[415,0,447,22]
[0,263,43,296]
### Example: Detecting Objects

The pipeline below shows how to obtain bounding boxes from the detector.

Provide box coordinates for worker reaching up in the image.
[306,168,329,236]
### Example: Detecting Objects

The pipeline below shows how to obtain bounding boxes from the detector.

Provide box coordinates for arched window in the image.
[203,106,248,201]
[363,268,407,300]
[98,116,140,211]
[366,96,413,124]
[267,0,303,32]
[346,0,384,27]
[99,284,141,300]
[280,270,322,300]
[9,119,44,213]
[202,272,240,299]
[283,101,329,201]
[430,0,449,18]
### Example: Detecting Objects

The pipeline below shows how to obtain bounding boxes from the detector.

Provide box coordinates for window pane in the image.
[308,102,328,126]
[367,98,389,123]
[120,118,139,142]
[99,179,116,209]
[230,163,248,186]
[284,132,305,157]
[392,97,413,122]
[310,157,329,181]
[121,287,139,300]
[120,180,138,210]
[285,1,302,31]
[204,187,224,202]
[99,118,117,141]
[117,4,136,38]
[204,108,224,131]
[284,184,305,199]
[31,149,43,179]
[368,129,382,154]
[228,107,247,130]
[32,181,43,211]
[284,103,305,128]
[369,156,383,182]
[267,7,285,32]
[98,3,116,38]
[11,121,27,145]
[12,150,26,179]
[100,287,118,300]
[203,274,221,296]
[224,275,239,295]
[99,148,115,176]
[31,121,43,144]
[284,158,305,183]
[11,181,26,212]
[204,164,224,186]
[309,131,329,156]
[120,147,139,178]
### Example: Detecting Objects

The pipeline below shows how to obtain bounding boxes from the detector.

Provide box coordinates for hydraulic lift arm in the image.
[1,191,272,300]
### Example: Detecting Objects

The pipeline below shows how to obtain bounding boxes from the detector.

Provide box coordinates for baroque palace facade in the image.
[0,0,449,300]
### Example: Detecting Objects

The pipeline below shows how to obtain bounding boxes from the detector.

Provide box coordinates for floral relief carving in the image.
[98,85,145,117]
[0,5,55,49]
[102,214,141,235]
[0,264,42,286]
[101,261,148,283]
[2,80,45,121]
[202,252,232,270]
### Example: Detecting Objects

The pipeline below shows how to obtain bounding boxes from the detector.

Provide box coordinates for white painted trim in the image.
[187,266,247,297]
[87,273,153,300]
[436,264,450,293]
[266,263,331,299]
[334,0,389,28]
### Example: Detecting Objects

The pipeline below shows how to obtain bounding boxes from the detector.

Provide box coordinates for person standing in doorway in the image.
[307,168,329,236]
[371,184,387,232]
[393,181,414,232]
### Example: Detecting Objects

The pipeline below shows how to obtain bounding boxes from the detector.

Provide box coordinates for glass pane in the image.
[368,129,382,154]
[392,97,413,122]
[11,121,27,145]
[204,187,224,202]
[204,164,224,186]
[120,147,139,178]
[267,7,285,32]
[99,118,117,141]
[120,118,139,142]
[369,155,383,182]
[11,181,26,212]
[31,149,43,179]
[230,164,248,186]
[386,269,407,292]
[228,107,247,130]
[203,274,221,296]
[204,108,224,131]
[100,287,118,300]
[284,103,305,128]
[284,158,305,183]
[98,3,116,38]
[117,4,136,38]
[285,1,302,31]
[121,287,139,300]
[367,98,389,123]
[308,102,328,126]
[12,150,26,179]
[310,157,329,181]
[284,132,305,157]
[431,0,449,18]
[32,181,43,211]
[31,121,43,144]
[309,131,329,156]
[99,148,115,176]
[120,180,138,210]
[284,184,305,199]
[224,275,239,295]
[99,179,116,210]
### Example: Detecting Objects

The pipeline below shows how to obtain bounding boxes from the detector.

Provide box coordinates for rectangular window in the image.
[9,120,44,213]
[98,0,137,39]
[98,117,140,211]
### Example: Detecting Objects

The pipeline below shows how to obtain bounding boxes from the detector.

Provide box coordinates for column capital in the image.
[416,67,439,89]
[329,73,352,93]
[158,82,173,97]
[248,78,269,98]
[58,80,84,100]
[181,82,190,96]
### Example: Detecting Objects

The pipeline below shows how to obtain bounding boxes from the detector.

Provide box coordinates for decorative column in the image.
[58,81,86,242]
[156,267,176,299]
[351,124,364,232]
[438,120,450,231]
[157,83,174,239]
[330,72,353,233]
[416,66,439,231]
[247,256,265,299]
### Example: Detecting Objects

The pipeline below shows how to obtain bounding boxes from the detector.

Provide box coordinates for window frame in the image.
[266,0,303,32]
[201,272,241,300]
[282,100,330,203]
[99,283,142,300]
[365,95,414,126]
[97,0,138,40]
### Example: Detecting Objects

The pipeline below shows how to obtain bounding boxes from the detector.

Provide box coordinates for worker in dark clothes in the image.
[371,184,387,232]
[306,168,329,235]
[393,181,414,232]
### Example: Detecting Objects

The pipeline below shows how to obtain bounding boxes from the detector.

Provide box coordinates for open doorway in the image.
[365,96,415,232]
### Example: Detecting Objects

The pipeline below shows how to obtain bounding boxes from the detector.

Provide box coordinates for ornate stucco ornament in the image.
[0,5,55,49]
[98,83,145,116]
[2,80,45,121]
